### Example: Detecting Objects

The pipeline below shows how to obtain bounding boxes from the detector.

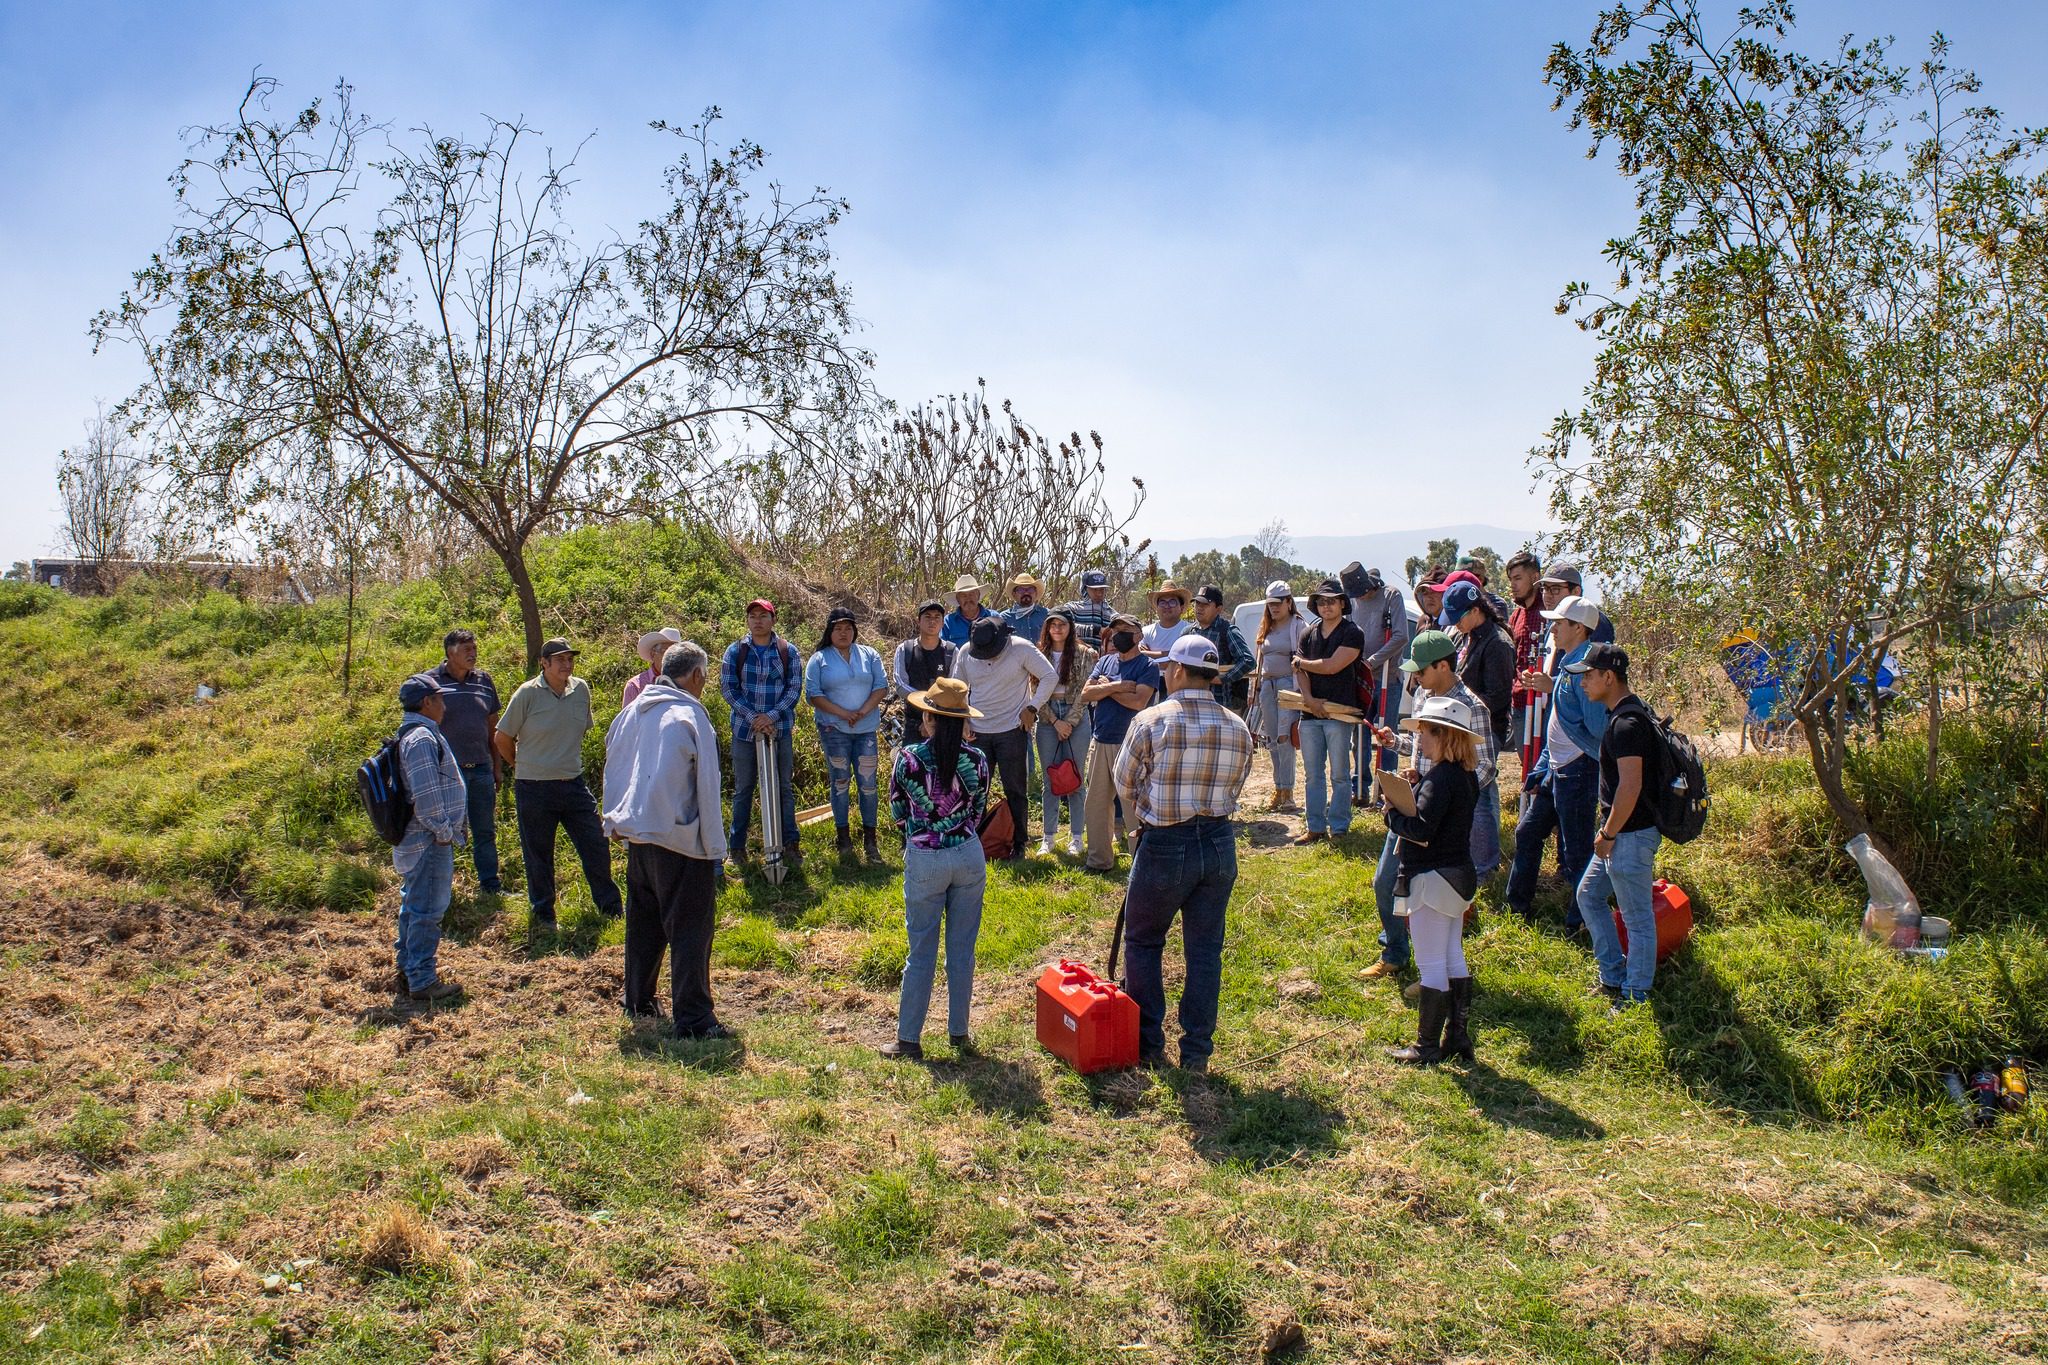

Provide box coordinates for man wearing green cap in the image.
[1359,630,1499,981]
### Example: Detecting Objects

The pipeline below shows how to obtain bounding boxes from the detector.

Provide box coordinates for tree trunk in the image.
[1799,709,1881,852]
[500,538,545,669]
[342,548,358,696]
[1924,638,1941,788]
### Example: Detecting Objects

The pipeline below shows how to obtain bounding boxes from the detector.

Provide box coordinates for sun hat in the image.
[1009,572,1040,591]
[951,574,986,597]
[1147,579,1190,606]
[1403,693,1484,739]
[746,598,777,616]
[398,673,443,708]
[539,638,578,660]
[967,615,1012,659]
[1565,641,1629,678]
[1167,634,1222,670]
[907,675,984,719]
[1082,568,1109,589]
[1540,595,1600,630]
[637,626,683,664]
[1400,629,1458,673]
[1265,579,1293,601]
[1306,577,1350,611]
[1539,559,1584,590]
[1437,581,1483,628]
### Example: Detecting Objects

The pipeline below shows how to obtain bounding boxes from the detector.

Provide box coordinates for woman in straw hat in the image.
[624,627,682,705]
[1383,694,1483,1067]
[882,677,992,1060]
[1253,579,1306,812]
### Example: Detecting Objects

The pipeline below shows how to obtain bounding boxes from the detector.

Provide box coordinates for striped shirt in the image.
[1060,596,1116,649]
[1113,688,1254,828]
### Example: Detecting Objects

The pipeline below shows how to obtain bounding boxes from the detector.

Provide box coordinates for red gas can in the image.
[1613,879,1694,963]
[1035,959,1139,1074]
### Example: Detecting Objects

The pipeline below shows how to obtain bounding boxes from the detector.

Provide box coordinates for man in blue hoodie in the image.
[603,642,733,1040]
[1507,596,1608,930]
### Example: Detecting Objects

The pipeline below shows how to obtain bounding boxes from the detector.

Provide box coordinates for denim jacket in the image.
[1533,640,1609,783]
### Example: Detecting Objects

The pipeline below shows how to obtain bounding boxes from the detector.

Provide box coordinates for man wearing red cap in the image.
[720,599,803,868]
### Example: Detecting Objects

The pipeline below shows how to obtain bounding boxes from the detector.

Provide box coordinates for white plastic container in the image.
[1848,834,1922,948]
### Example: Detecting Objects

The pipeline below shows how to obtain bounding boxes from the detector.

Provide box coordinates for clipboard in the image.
[1377,768,1417,816]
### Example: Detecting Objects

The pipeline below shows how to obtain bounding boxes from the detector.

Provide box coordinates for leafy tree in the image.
[1169,535,1322,608]
[96,79,870,665]
[1404,535,1462,585]
[56,405,146,585]
[1541,3,2048,838]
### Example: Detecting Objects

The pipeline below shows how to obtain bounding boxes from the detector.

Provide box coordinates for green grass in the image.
[2,529,2045,1360]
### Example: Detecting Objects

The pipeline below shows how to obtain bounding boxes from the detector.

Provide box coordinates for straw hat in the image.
[1148,579,1190,606]
[636,627,682,664]
[907,676,984,719]
[950,573,986,598]
[1008,572,1040,591]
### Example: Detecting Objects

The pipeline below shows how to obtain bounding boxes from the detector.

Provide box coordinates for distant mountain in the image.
[1146,524,1544,582]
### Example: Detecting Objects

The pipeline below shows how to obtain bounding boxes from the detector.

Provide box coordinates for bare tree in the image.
[56,405,146,586]
[97,79,872,664]
[1253,519,1294,564]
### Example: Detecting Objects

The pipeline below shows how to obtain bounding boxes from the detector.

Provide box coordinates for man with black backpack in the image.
[1570,643,1664,1011]
[391,674,470,1005]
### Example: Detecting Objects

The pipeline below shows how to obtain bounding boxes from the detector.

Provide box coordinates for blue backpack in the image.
[357,735,413,845]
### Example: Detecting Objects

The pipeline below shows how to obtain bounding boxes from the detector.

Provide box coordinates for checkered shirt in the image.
[1060,596,1116,649]
[1113,688,1254,828]
[1403,679,1498,789]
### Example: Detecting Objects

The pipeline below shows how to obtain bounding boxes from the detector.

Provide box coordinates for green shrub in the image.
[0,582,56,620]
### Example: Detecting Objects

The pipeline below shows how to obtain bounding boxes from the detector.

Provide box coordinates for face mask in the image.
[1110,631,1138,653]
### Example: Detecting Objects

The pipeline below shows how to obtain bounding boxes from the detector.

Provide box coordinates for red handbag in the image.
[1046,734,1082,798]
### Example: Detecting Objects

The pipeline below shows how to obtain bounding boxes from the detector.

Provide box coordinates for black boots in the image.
[1389,987,1449,1065]
[862,827,881,863]
[1388,979,1477,1066]
[1444,977,1476,1064]
[836,826,855,857]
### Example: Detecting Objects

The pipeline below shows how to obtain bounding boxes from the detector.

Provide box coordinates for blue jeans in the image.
[898,838,987,1038]
[1036,711,1090,840]
[1122,817,1238,1065]
[1578,827,1664,1001]
[459,764,501,893]
[1297,717,1353,835]
[818,727,879,831]
[1506,755,1597,922]
[1373,831,1407,968]
[1257,679,1295,790]
[394,837,454,990]
[1472,782,1503,880]
[730,728,798,852]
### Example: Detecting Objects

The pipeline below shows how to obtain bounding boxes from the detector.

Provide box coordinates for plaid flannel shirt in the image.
[1113,688,1254,828]
[1190,615,1254,699]
[720,634,802,742]
[396,714,468,853]
[1060,596,1116,649]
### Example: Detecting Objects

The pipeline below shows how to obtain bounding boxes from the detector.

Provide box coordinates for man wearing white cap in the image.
[624,627,683,705]
[942,574,996,648]
[1113,634,1254,1073]
[1507,595,1608,929]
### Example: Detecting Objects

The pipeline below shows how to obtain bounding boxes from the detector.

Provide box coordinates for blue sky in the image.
[5,1,2045,565]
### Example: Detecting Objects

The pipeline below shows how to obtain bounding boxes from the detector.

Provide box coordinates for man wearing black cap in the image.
[496,638,623,936]
[1570,643,1663,1009]
[892,600,957,752]
[392,673,469,1003]
[1188,585,1253,708]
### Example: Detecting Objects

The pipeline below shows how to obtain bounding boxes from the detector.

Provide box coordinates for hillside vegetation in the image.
[2,528,2044,1362]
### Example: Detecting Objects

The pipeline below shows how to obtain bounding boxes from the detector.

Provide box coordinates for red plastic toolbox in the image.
[1036,959,1139,1074]
[1613,879,1694,963]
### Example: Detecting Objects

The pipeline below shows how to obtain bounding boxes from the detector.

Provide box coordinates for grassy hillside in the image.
[2,532,2045,1361]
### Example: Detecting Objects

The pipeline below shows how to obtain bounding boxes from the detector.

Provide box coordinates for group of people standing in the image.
[379,552,1671,1073]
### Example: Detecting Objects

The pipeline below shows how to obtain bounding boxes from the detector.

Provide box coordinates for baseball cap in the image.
[1400,629,1458,673]
[746,598,777,616]
[1539,559,1584,589]
[1167,634,1222,670]
[916,598,945,618]
[538,638,578,660]
[398,672,443,708]
[1108,610,1142,631]
[1565,641,1629,678]
[1540,595,1600,630]
[1082,569,1109,589]
[1195,584,1225,607]
[1265,579,1292,601]
[1437,581,1483,627]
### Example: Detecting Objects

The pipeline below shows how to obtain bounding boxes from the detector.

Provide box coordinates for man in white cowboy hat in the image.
[1114,633,1254,1072]
[1141,579,1194,658]
[942,573,995,648]
[624,626,683,705]
[1002,572,1049,647]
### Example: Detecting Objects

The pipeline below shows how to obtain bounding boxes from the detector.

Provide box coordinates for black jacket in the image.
[1459,622,1516,748]
[1388,761,1479,895]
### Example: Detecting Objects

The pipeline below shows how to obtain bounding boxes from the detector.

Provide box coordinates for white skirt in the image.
[1393,868,1473,921]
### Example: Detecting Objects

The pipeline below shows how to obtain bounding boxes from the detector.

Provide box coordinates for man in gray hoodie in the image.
[602,642,733,1040]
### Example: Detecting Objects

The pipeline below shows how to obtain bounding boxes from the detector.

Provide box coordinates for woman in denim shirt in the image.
[1033,610,1097,857]
[882,677,991,1060]
[803,606,890,862]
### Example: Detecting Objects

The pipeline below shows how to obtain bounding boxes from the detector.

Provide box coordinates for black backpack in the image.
[357,735,413,845]
[1622,698,1709,845]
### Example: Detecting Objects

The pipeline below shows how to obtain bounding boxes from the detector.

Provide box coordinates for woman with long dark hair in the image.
[1253,580,1305,811]
[1034,609,1098,856]
[882,677,991,1060]
[804,606,890,862]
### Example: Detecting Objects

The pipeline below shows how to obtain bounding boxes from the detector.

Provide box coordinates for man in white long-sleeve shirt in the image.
[951,616,1057,860]
[602,642,733,1039]
[393,673,470,1005]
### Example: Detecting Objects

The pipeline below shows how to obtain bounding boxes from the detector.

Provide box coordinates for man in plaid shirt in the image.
[392,673,470,1005]
[1361,630,1499,983]
[721,599,804,866]
[1113,634,1253,1073]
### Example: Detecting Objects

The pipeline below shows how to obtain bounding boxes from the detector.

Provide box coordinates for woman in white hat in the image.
[883,677,992,1060]
[1252,579,1305,811]
[624,627,682,705]
[1382,694,1483,1067]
